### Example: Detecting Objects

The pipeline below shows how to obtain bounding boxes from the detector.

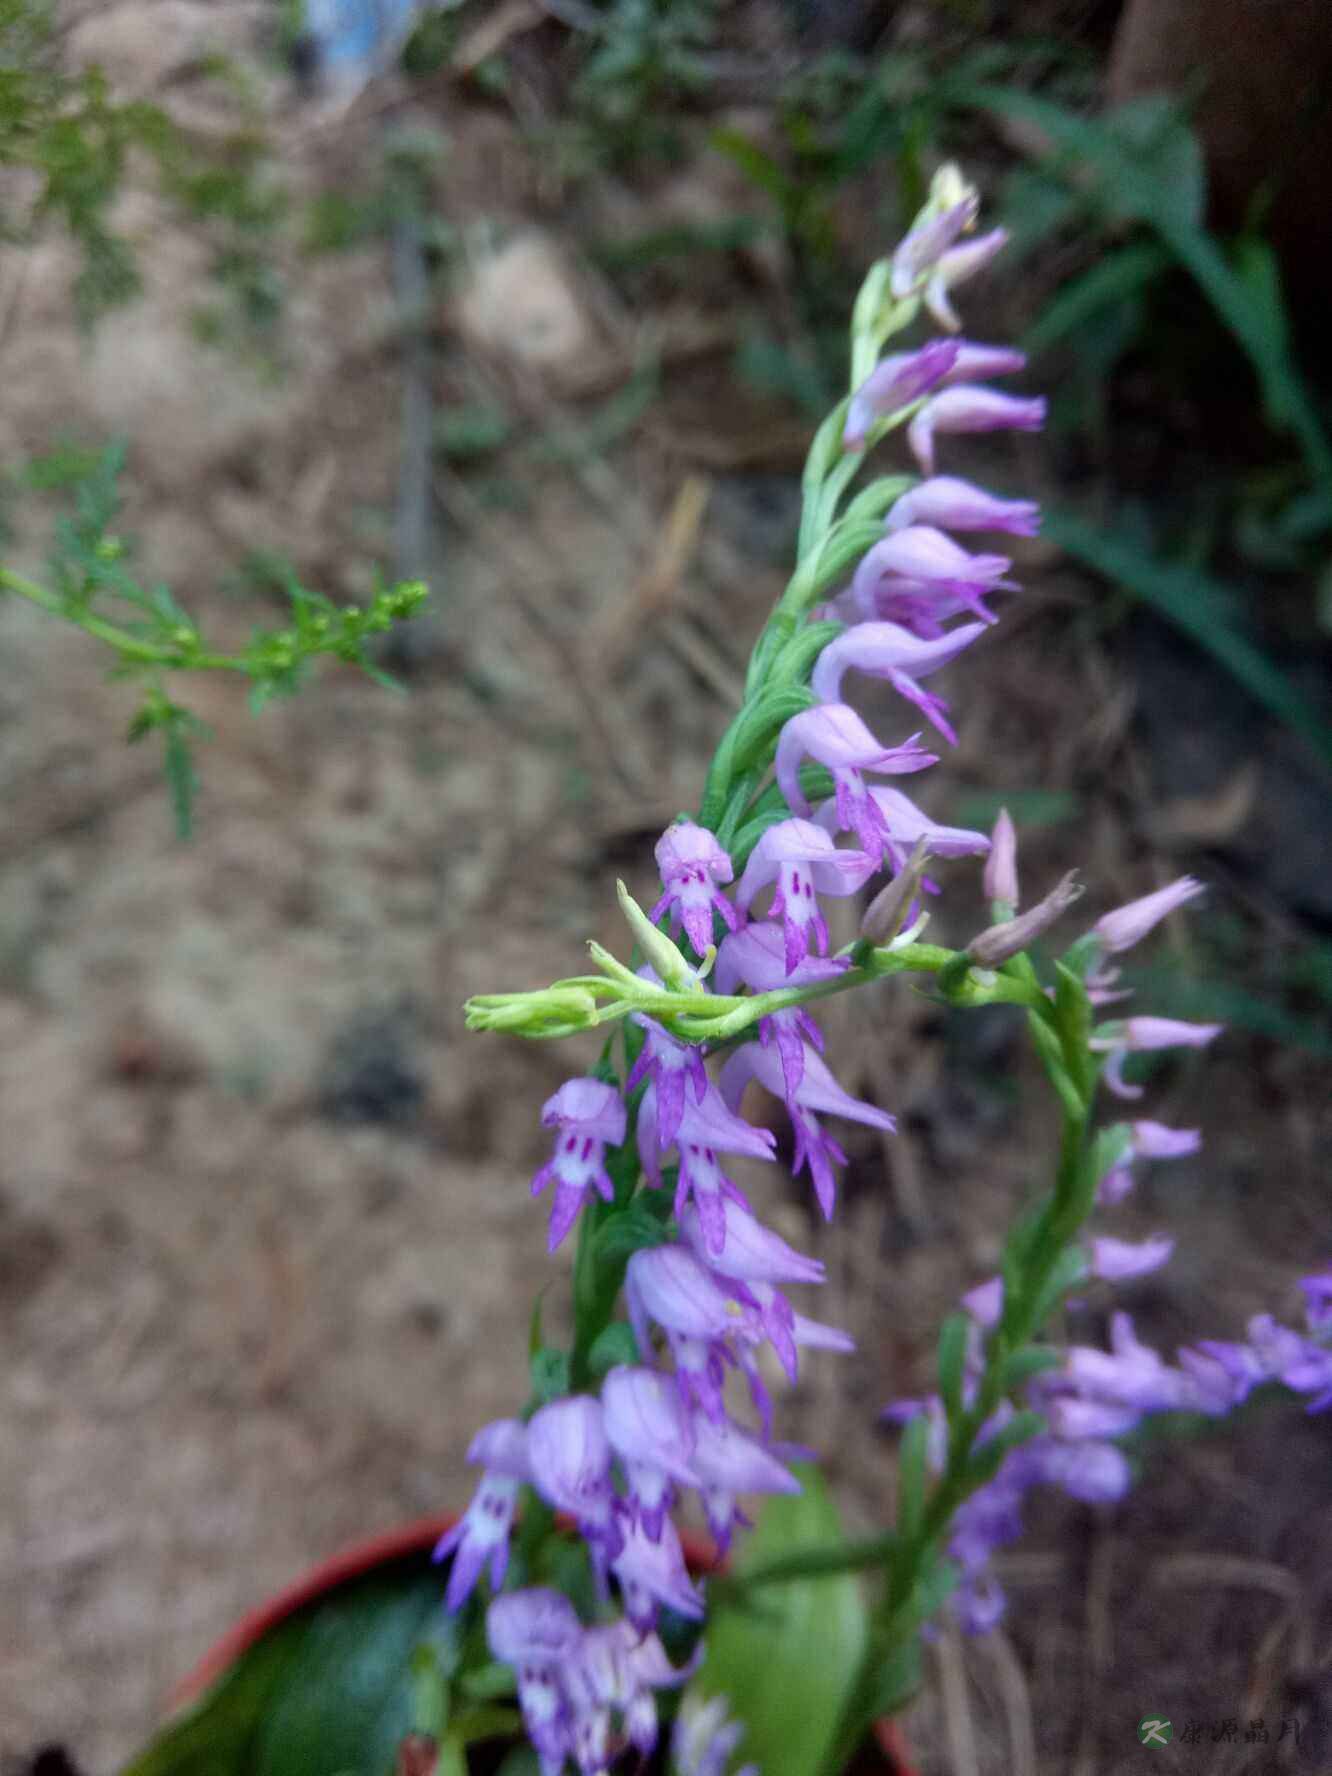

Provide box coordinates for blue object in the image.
[301,0,432,92]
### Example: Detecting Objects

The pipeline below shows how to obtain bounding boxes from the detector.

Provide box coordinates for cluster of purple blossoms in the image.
[880,861,1327,1635]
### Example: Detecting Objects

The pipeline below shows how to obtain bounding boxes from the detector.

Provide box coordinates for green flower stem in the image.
[0,564,239,670]
[821,986,1102,1776]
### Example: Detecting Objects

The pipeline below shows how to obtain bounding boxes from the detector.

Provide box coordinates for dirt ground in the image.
[2,7,1330,1775]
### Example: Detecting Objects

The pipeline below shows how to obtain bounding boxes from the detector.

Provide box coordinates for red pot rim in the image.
[171,1513,918,1776]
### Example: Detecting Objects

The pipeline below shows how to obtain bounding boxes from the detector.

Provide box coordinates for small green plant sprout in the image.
[0,441,428,835]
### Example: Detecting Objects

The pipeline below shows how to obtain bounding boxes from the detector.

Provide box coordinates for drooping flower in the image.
[775,705,936,860]
[526,1395,617,1545]
[531,1079,627,1253]
[487,1588,584,1774]
[810,619,988,744]
[923,228,1010,331]
[1089,1233,1175,1281]
[1090,1017,1223,1100]
[890,190,979,300]
[938,341,1029,385]
[1300,1271,1332,1335]
[651,821,741,958]
[672,1694,758,1776]
[564,1619,698,1764]
[1097,1120,1201,1204]
[611,1514,706,1630]
[636,1079,776,1257]
[846,526,1015,633]
[625,1243,754,1423]
[601,1364,700,1541]
[885,474,1040,538]
[1045,1312,1229,1439]
[686,1410,801,1552]
[813,785,989,889]
[715,921,845,1098]
[734,818,875,973]
[843,340,960,448]
[720,1038,895,1220]
[907,385,1046,477]
[1093,877,1206,955]
[627,1014,709,1150]
[434,1418,531,1611]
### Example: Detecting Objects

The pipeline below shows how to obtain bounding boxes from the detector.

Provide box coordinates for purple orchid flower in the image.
[890,194,980,299]
[1300,1272,1332,1334]
[487,1588,583,1774]
[720,1038,895,1220]
[1089,1233,1175,1281]
[907,385,1046,476]
[611,1514,705,1630]
[775,704,936,861]
[938,340,1028,385]
[635,1079,776,1257]
[526,1395,617,1545]
[686,1410,801,1552]
[885,474,1040,538]
[924,228,1009,330]
[813,784,990,884]
[651,821,741,958]
[625,1244,754,1423]
[810,619,988,744]
[564,1618,698,1763]
[734,817,875,973]
[601,1364,701,1541]
[673,1696,757,1776]
[843,339,960,448]
[846,526,1015,633]
[434,1417,531,1611]
[1093,876,1206,954]
[715,921,845,1099]
[1090,1017,1223,1100]
[531,1078,627,1253]
[1097,1120,1202,1205]
[627,1015,709,1150]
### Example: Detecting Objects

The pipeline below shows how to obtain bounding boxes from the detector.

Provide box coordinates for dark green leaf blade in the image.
[694,1466,868,1776]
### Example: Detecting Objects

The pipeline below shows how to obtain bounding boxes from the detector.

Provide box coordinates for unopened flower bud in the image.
[982,808,1018,910]
[861,837,931,945]
[968,871,1082,966]
[617,880,704,990]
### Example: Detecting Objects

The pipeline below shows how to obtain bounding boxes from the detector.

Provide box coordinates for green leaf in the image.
[1028,1246,1090,1330]
[585,1320,640,1379]
[695,1468,868,1776]
[936,1314,970,1421]
[895,1417,929,1543]
[529,1346,570,1406]
[998,1345,1063,1393]
[120,1556,471,1776]
[1022,241,1171,357]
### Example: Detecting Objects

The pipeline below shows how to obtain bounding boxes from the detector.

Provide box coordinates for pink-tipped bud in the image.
[983,807,1019,908]
[968,870,1082,966]
[1094,877,1206,954]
